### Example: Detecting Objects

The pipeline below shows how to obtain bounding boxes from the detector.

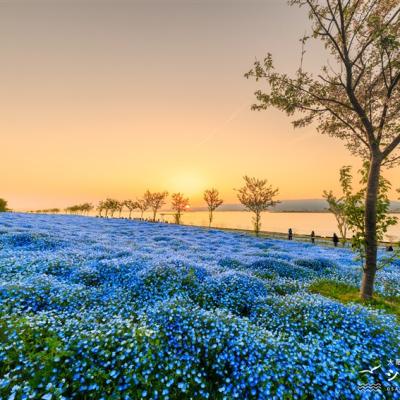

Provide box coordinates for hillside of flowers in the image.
[0,213,399,399]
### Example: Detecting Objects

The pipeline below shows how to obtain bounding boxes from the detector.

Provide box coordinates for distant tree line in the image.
[29,178,282,234]
[64,203,94,215]
[93,180,280,234]
[34,208,60,214]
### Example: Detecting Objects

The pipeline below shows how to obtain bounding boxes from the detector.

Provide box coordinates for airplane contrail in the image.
[197,100,249,146]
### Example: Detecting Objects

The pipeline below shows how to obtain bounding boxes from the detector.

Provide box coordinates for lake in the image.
[115,210,400,242]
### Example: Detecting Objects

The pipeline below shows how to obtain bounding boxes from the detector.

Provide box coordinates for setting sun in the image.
[165,171,207,200]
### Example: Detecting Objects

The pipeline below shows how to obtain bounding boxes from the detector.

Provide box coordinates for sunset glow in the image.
[1,1,399,211]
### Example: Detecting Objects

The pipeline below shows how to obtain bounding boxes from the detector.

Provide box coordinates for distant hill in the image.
[189,199,400,213]
[271,199,328,212]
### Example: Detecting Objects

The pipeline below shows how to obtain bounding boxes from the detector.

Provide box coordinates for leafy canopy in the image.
[246,0,400,165]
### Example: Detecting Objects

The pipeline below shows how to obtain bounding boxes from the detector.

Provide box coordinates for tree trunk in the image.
[254,211,260,236]
[209,210,213,227]
[360,158,381,300]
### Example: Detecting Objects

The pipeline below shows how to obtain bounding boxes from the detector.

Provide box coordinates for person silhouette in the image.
[288,228,293,240]
[311,230,315,244]
[333,233,339,247]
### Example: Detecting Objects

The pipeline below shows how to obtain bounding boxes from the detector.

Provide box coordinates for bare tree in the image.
[246,0,400,299]
[203,188,223,227]
[146,191,168,222]
[171,192,189,224]
[237,176,279,236]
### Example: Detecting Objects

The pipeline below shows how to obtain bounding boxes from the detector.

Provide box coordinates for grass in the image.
[309,279,400,320]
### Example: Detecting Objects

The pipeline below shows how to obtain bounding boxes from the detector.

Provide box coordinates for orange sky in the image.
[1,0,399,210]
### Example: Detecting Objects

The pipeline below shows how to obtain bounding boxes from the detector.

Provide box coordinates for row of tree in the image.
[96,189,224,226]
[58,179,278,232]
[64,203,94,215]
[97,192,170,220]
[34,208,60,214]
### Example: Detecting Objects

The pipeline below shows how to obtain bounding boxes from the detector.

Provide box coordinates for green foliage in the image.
[0,313,73,396]
[347,163,397,267]
[323,166,352,244]
[245,0,400,163]
[326,163,397,267]
[245,0,400,299]
[0,198,8,212]
[309,279,400,320]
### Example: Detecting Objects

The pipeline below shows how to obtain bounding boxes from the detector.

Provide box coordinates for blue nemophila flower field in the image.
[0,213,399,399]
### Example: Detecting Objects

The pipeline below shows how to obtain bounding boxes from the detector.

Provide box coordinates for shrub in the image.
[250,258,314,280]
[294,257,336,272]
[205,271,268,316]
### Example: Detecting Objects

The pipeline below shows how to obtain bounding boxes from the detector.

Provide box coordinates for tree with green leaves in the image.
[237,176,279,236]
[246,0,400,299]
[203,188,223,227]
[171,192,189,225]
[345,163,397,266]
[326,164,397,259]
[0,198,8,212]
[323,166,353,245]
